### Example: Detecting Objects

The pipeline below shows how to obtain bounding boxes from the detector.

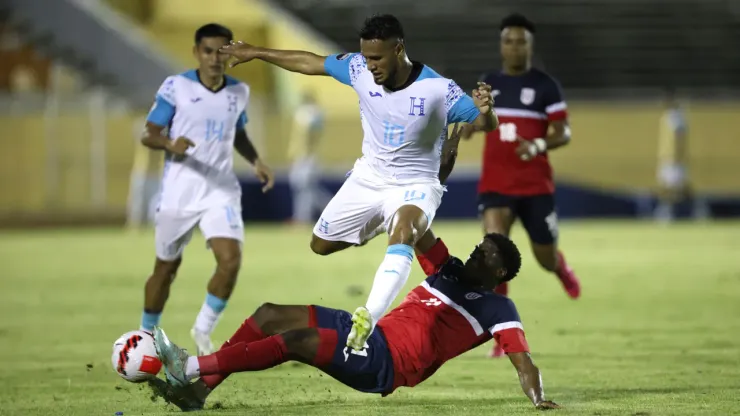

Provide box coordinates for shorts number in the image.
[343,342,370,362]
[403,190,426,202]
[224,206,240,229]
[545,211,558,239]
[499,122,518,142]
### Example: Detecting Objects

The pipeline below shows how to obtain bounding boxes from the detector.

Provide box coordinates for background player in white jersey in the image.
[220,14,497,351]
[654,87,709,223]
[139,23,274,355]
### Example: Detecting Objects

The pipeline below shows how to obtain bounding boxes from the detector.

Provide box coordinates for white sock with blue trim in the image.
[365,244,414,324]
[193,293,227,335]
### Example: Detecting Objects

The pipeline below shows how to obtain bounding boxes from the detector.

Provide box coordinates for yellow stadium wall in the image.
[1,102,738,216]
[0,112,149,215]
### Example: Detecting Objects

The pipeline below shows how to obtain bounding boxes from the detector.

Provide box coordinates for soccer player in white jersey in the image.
[140,23,274,355]
[220,15,498,351]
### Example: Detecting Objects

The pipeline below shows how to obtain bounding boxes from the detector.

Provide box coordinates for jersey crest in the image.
[520,87,535,105]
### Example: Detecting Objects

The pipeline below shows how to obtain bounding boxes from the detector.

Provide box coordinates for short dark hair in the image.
[484,233,522,282]
[195,23,233,45]
[499,13,536,34]
[359,14,405,41]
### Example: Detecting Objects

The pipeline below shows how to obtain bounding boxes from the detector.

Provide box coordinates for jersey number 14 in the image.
[205,119,226,142]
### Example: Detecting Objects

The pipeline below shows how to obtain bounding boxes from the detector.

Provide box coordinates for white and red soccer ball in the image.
[111,330,162,382]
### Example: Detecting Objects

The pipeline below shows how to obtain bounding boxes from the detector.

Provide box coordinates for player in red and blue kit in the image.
[462,13,581,358]
[150,233,560,411]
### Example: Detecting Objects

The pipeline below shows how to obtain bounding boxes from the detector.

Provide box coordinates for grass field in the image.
[1,220,739,415]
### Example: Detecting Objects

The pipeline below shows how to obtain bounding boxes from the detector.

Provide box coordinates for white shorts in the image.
[313,167,445,245]
[154,202,244,261]
[658,163,687,189]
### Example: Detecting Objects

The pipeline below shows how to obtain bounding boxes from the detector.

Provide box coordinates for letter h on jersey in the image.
[227,95,237,113]
[408,97,426,116]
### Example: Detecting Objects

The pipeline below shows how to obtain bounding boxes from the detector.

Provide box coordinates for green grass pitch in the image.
[1,220,739,415]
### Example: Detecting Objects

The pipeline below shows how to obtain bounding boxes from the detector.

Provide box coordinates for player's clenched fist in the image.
[165,137,195,156]
[472,82,494,114]
[219,40,260,68]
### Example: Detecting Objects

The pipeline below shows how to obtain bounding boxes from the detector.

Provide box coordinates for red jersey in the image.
[377,257,529,392]
[478,68,568,196]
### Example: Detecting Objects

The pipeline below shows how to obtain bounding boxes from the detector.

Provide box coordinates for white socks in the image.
[365,244,414,324]
[193,293,227,335]
[185,356,200,380]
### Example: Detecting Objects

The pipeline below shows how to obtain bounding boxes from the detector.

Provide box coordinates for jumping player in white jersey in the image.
[139,23,275,355]
[220,14,498,351]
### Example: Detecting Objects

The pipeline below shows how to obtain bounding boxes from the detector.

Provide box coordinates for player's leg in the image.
[142,257,183,331]
[197,303,313,390]
[191,203,245,355]
[310,174,383,255]
[519,194,580,299]
[289,156,314,224]
[140,211,198,333]
[654,162,682,223]
[479,192,517,296]
[685,184,710,221]
[348,183,444,350]
[414,228,451,276]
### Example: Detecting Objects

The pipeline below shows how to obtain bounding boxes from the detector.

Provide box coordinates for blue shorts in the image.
[478,192,558,244]
[311,305,395,394]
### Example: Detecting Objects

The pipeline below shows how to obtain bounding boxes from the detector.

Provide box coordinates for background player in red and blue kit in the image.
[151,233,560,411]
[463,14,581,358]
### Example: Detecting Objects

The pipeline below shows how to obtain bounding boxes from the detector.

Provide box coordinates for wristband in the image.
[533,138,547,153]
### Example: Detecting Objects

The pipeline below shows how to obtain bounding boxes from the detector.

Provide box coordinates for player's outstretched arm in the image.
[507,352,560,409]
[220,41,327,76]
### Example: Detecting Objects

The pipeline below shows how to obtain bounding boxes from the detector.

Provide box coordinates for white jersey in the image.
[146,70,250,212]
[324,54,480,184]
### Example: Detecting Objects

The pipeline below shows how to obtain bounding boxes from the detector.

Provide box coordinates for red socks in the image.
[201,316,266,389]
[198,336,288,376]
[313,328,338,367]
[198,329,339,377]
[200,309,340,389]
[416,238,450,276]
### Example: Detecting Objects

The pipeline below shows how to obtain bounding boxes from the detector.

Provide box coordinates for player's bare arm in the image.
[470,82,499,132]
[515,119,571,161]
[141,121,194,156]
[438,123,462,184]
[234,129,274,192]
[508,352,560,409]
[219,41,327,76]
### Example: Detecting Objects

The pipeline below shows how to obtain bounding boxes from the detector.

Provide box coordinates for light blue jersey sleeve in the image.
[445,80,480,124]
[236,110,248,131]
[146,77,176,126]
[324,53,356,86]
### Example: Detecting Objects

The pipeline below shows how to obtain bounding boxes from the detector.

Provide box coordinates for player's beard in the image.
[380,67,396,88]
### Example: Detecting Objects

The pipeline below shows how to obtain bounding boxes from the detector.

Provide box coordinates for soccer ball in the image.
[111,330,162,382]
